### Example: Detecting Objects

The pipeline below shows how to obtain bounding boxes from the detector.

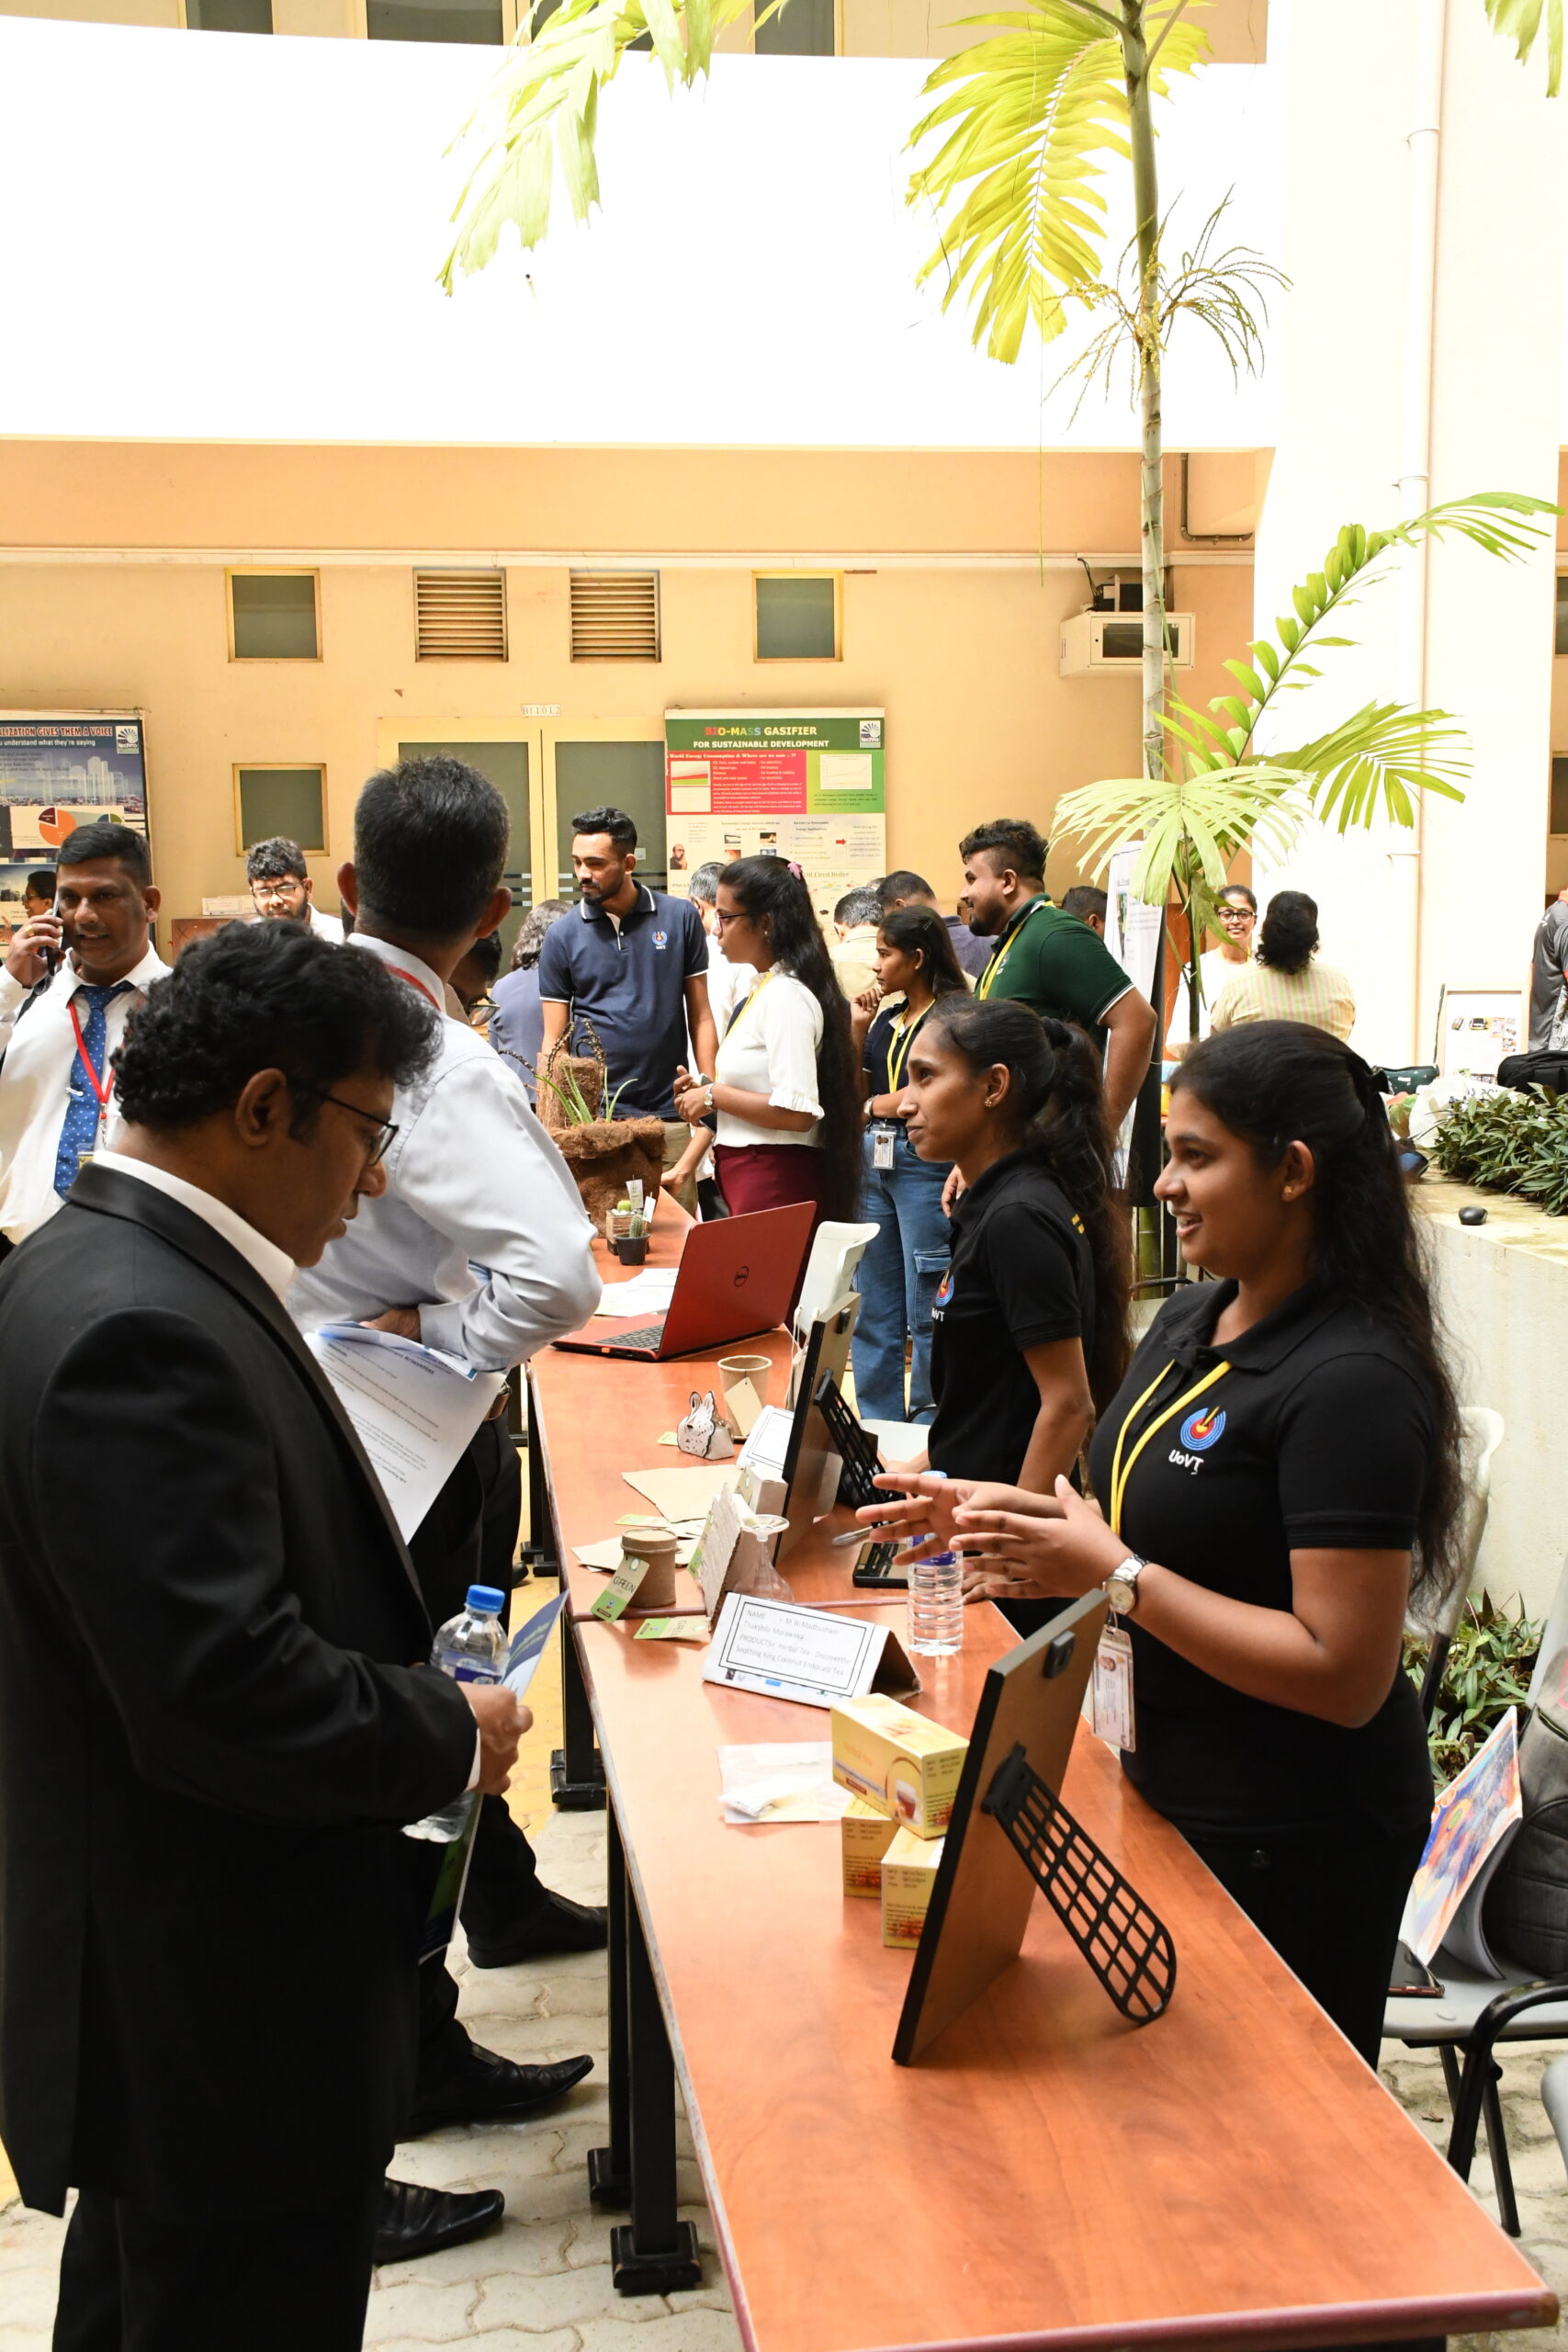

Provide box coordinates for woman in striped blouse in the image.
[1210,890,1356,1044]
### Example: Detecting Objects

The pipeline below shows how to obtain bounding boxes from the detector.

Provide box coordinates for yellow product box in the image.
[830,1692,968,1839]
[841,1796,898,1898]
[881,1826,945,1950]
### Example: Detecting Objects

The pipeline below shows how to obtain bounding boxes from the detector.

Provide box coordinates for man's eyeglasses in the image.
[292,1081,399,1167]
[252,882,302,906]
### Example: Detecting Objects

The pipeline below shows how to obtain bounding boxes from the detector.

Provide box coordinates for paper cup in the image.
[718,1353,773,1438]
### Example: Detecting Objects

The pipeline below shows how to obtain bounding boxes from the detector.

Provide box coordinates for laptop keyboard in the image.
[606,1319,667,1350]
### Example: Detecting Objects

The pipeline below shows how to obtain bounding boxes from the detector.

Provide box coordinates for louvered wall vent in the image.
[414,570,508,661]
[570,571,661,662]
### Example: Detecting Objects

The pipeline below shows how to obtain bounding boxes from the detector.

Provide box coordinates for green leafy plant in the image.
[1054,492,1557,1037]
[501,1008,631,1124]
[1430,1084,1568,1216]
[1404,1593,1540,1786]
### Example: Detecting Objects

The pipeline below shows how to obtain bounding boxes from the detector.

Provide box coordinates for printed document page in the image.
[307,1325,505,1541]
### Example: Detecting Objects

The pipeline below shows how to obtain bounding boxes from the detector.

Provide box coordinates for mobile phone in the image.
[40,897,62,977]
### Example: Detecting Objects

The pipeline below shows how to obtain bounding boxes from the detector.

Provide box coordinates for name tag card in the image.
[702,1593,919,1710]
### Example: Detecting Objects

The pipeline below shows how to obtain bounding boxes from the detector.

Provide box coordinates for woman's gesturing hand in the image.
[950,1476,1122,1602]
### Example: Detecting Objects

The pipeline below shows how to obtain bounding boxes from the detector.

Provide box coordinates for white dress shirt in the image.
[308,906,345,944]
[713,969,823,1149]
[705,934,756,1041]
[288,935,599,1372]
[92,1149,297,1296]
[0,941,170,1246]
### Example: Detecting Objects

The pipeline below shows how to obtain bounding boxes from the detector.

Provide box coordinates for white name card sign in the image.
[702,1594,919,1710]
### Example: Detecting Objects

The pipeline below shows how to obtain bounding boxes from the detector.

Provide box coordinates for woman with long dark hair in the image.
[884,996,1130,1508]
[1211,888,1355,1042]
[666,857,862,1226]
[850,906,970,1423]
[873,1022,1461,2064]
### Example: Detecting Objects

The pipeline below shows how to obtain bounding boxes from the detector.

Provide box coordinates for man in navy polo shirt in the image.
[538,806,717,1200]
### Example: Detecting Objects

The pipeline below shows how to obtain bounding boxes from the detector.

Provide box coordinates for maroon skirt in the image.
[713,1142,828,1233]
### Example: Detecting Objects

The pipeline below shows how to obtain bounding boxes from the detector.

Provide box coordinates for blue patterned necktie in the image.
[54,981,134,1199]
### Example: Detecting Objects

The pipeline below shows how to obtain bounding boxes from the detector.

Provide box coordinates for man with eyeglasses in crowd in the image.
[247,835,344,942]
[288,755,604,2266]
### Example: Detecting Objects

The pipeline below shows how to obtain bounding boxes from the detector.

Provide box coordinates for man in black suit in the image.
[0,922,528,2351]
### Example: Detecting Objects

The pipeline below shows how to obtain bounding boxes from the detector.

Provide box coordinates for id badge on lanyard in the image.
[1092,1623,1136,1750]
[872,1122,897,1171]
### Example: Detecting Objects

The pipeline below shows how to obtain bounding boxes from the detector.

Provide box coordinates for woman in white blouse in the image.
[1166,882,1256,1059]
[664,857,862,1227]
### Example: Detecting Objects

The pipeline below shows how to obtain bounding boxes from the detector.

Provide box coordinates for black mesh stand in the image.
[812,1373,884,1510]
[981,1743,1176,2025]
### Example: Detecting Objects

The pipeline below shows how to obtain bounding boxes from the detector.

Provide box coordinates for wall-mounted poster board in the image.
[1434,985,1528,1080]
[663,709,886,923]
[0,711,150,936]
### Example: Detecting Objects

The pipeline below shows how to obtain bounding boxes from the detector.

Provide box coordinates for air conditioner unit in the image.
[1059,608,1195,676]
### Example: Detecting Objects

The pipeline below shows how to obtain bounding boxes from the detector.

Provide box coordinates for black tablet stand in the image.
[812,1372,885,1510]
[983,1738,1177,2024]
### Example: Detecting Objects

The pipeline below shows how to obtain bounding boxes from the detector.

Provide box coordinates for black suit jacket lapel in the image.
[67,1165,428,1613]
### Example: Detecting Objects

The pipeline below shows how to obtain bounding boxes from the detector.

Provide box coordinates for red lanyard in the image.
[67,1000,115,1111]
[387,965,441,1009]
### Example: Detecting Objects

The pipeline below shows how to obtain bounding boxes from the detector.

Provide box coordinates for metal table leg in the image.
[588,1803,631,2211]
[611,1871,702,2295]
[550,1611,607,1810]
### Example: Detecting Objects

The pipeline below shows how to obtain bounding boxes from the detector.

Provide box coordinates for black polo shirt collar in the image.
[948,1147,1040,1234]
[1157,1274,1348,1375]
[577,884,657,932]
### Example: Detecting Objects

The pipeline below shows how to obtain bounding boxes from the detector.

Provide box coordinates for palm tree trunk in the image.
[1120,0,1166,790]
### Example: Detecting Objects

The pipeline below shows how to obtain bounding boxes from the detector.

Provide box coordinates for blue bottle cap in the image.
[466,1584,507,1615]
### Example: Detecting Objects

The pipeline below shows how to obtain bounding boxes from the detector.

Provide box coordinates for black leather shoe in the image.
[375,2177,504,2266]
[466,1890,609,1968]
[407,2046,594,2137]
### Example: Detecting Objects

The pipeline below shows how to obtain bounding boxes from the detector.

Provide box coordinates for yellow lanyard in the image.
[1107,1357,1232,1537]
[976,897,1045,1000]
[884,1002,931,1096]
[724,968,775,1038]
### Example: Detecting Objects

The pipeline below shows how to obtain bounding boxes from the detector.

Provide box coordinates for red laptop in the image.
[554,1203,817,1362]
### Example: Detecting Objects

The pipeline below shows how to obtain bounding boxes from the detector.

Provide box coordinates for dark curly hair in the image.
[114,922,440,1134]
[1173,1021,1462,1603]
[1256,889,1320,977]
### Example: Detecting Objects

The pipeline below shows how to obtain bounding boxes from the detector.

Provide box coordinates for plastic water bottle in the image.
[907,1551,964,1657]
[403,1583,508,1843]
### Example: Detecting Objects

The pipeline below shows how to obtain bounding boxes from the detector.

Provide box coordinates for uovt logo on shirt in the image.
[1169,1404,1226,1475]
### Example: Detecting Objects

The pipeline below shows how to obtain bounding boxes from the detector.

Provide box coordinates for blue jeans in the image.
[852,1126,953,1424]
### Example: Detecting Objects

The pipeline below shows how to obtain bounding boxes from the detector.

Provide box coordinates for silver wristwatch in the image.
[1105,1555,1148,1617]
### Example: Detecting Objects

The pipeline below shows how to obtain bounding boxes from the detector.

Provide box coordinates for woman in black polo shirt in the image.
[890,997,1129,1504]
[885,1023,1462,2064]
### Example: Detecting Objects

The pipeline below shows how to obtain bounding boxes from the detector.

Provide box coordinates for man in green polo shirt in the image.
[959,818,1156,1129]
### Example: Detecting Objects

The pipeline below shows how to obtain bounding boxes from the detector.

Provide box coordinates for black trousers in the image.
[52,2178,380,2352]
[410,1418,547,2100]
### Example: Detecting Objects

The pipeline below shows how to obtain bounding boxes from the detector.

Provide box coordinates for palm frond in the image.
[1053,765,1307,903]
[1270,703,1471,832]
[1483,0,1563,94]
[905,0,1209,363]
[442,0,750,284]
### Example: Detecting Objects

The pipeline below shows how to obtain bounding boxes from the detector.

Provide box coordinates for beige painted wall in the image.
[0,548,1249,941]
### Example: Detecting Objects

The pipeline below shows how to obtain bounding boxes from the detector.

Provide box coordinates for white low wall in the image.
[1420,1176,1568,1623]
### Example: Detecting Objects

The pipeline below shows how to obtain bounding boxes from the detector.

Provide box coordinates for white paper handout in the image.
[594,1267,679,1318]
[717,1743,853,1825]
[307,1323,505,1542]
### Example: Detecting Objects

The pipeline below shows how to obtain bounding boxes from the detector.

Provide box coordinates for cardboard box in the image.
[881,1826,945,1949]
[841,1795,898,1897]
[830,1692,968,1839]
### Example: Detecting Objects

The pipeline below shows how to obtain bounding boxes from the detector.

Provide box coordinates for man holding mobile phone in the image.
[0,820,166,1253]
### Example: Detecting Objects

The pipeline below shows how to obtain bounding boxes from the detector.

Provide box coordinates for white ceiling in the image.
[0,14,1283,447]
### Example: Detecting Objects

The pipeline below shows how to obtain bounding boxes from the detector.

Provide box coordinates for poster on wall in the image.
[0,712,150,937]
[1104,840,1163,1008]
[663,709,886,923]
[1434,985,1527,1080]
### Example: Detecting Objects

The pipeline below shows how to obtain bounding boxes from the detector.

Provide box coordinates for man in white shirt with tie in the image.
[0,821,168,1253]
[288,755,605,2145]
